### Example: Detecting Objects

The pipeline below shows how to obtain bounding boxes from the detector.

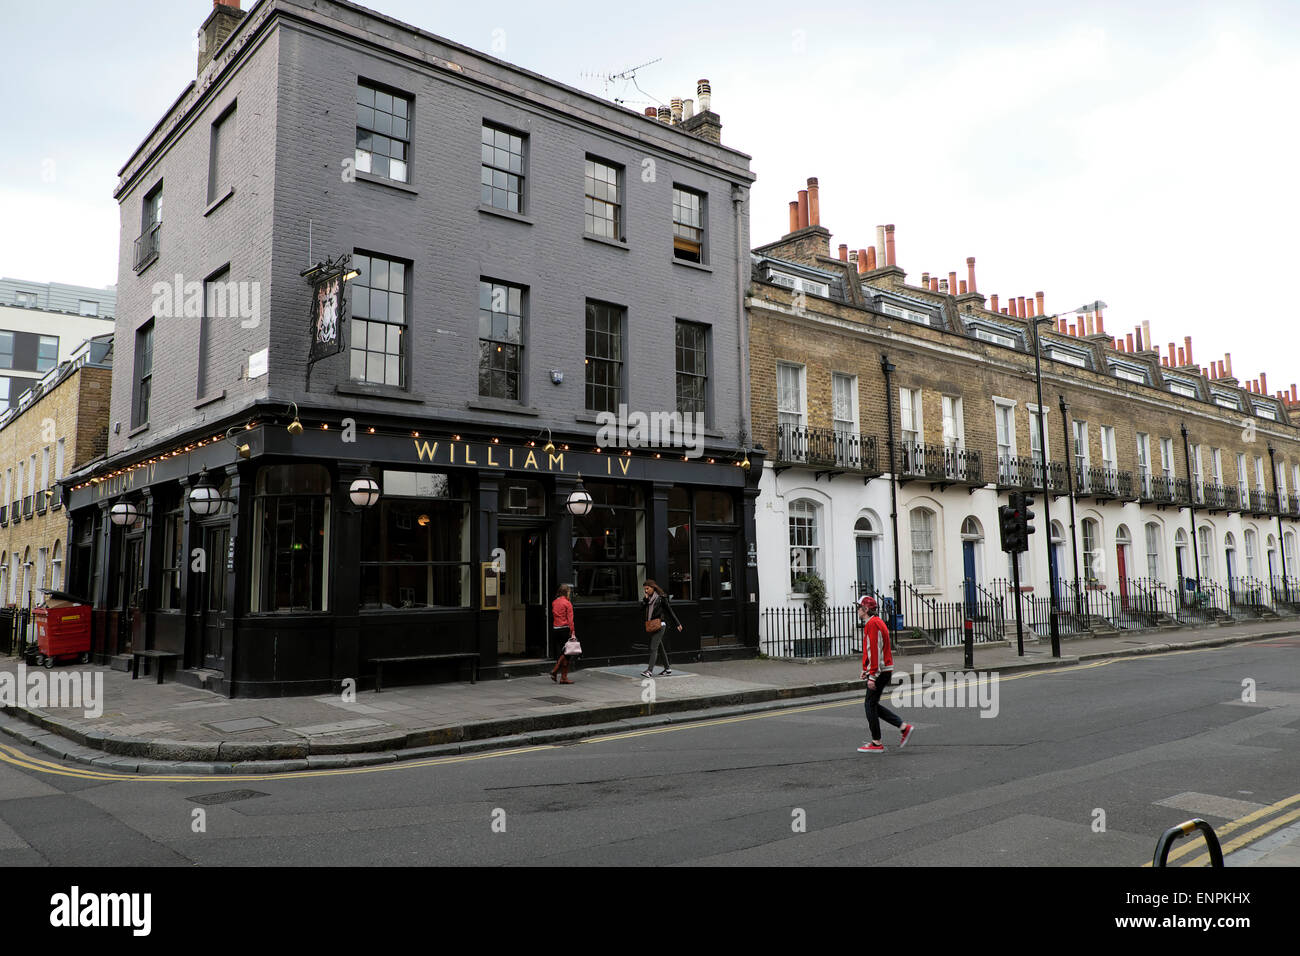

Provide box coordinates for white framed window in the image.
[1027,405,1049,463]
[973,326,1017,348]
[899,387,923,444]
[1286,531,1296,570]
[1277,462,1287,500]
[777,362,807,462]
[770,271,829,298]
[1198,527,1214,578]
[1255,456,1266,492]
[1238,453,1249,500]
[1161,438,1174,481]
[1244,529,1258,578]
[1113,365,1147,384]
[788,499,820,592]
[1211,448,1223,485]
[832,372,858,466]
[54,439,65,481]
[1145,522,1162,580]
[1100,426,1117,493]
[1190,444,1203,501]
[1292,464,1299,496]
[1082,519,1099,583]
[910,508,935,587]
[995,400,1017,481]
[1047,346,1088,368]
[1168,379,1199,398]
[1136,433,1151,496]
[881,302,932,326]
[942,396,964,448]
[1256,404,1277,421]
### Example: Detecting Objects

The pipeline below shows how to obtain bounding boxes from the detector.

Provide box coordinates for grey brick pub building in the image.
[61,0,760,696]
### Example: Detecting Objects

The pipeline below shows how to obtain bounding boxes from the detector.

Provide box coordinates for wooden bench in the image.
[131,649,181,684]
[367,652,478,693]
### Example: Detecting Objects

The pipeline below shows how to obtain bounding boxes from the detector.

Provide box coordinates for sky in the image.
[2,0,1297,394]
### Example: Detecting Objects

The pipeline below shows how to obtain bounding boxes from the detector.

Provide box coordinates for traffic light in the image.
[998,504,1020,553]
[1018,493,1037,542]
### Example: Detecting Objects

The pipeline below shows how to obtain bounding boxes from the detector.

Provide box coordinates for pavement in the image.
[2,617,1298,865]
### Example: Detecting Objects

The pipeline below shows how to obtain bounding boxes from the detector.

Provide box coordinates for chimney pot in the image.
[682,98,694,120]
[875,226,886,270]
[1142,320,1151,349]
[1225,352,1233,376]
[966,256,977,293]
[959,280,968,294]
[885,224,896,267]
[696,78,711,113]
[1134,326,1143,351]
[644,107,657,117]
[1017,296,1026,318]
[864,247,876,271]
[930,278,939,293]
[1177,346,1186,366]
[656,105,671,123]
[838,243,849,262]
[948,271,957,296]
[1260,371,1267,395]
[806,177,820,227]
[1059,317,1067,333]
[1184,335,1193,366]
[1126,333,1135,352]
[1168,343,1177,366]
[1072,324,1080,338]
[796,189,809,229]
[1291,384,1297,402]
[939,279,949,294]
[1095,310,1105,333]
[1085,312,1095,336]
[921,271,930,286]
[788,201,799,233]
[990,294,999,312]
[1035,291,1045,317]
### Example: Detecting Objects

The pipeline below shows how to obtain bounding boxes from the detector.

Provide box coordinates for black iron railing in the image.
[1145,475,1176,504]
[1080,465,1130,499]
[996,455,1066,494]
[896,441,983,485]
[133,221,161,272]
[760,603,871,659]
[775,423,881,474]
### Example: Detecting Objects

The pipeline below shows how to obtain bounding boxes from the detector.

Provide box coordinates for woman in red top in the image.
[550,584,577,684]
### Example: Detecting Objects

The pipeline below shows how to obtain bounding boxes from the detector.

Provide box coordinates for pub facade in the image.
[62,0,761,696]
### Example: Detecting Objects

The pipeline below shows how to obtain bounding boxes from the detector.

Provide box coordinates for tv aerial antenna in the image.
[579,56,663,107]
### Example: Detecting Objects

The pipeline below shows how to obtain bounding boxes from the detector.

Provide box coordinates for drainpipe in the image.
[1181,423,1202,593]
[1059,394,1081,614]
[881,353,902,623]
[733,184,750,456]
[1268,443,1290,602]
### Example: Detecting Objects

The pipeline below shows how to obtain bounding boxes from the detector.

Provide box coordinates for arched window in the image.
[1144,523,1162,581]
[960,517,982,539]
[1223,532,1237,582]
[910,508,936,587]
[1082,519,1100,583]
[788,499,821,592]
[854,516,875,535]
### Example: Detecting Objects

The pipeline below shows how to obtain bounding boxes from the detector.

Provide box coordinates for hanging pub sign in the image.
[302,254,355,389]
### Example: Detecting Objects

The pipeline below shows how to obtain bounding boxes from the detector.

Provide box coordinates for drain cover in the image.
[187,789,269,806]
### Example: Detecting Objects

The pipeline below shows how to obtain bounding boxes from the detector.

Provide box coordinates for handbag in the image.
[645,619,660,634]
[563,637,582,655]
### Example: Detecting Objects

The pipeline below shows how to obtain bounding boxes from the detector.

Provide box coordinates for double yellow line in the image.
[1145,791,1300,867]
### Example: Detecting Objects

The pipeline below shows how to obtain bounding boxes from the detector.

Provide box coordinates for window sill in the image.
[574,411,606,425]
[356,170,418,194]
[583,233,628,251]
[128,423,150,438]
[672,257,713,274]
[336,382,425,403]
[478,203,534,225]
[466,398,540,416]
[195,390,226,409]
[203,186,235,217]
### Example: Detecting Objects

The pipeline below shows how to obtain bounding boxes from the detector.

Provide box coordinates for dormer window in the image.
[1109,361,1149,384]
[1167,379,1199,399]
[769,271,829,298]
[1211,390,1240,410]
[880,302,933,326]
[1046,345,1090,369]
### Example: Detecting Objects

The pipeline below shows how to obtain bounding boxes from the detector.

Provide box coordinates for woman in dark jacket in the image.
[640,579,682,678]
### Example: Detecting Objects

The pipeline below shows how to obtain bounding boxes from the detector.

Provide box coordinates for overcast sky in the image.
[3,0,1297,394]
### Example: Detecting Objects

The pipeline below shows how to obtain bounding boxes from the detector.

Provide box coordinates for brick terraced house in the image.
[61,0,760,696]
[751,178,1300,652]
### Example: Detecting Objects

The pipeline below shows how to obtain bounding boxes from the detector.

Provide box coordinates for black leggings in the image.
[864,670,904,741]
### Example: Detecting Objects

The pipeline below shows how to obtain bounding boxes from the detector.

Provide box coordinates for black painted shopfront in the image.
[63,422,763,697]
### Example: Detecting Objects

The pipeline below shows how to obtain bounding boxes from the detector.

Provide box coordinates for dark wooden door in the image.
[697,533,737,647]
[201,525,229,671]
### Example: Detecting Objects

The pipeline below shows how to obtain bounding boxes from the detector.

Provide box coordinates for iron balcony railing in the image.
[775,423,880,474]
[896,441,983,485]
[1145,475,1175,504]
[1246,489,1277,515]
[1172,477,1192,506]
[996,455,1066,494]
[1079,465,1130,500]
[1202,483,1227,510]
[133,221,161,272]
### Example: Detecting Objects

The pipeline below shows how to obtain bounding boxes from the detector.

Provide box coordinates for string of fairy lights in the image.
[68,412,750,495]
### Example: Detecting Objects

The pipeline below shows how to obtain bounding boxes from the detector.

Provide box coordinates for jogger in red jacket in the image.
[858,595,913,753]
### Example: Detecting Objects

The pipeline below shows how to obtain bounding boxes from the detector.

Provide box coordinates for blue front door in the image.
[963,540,977,612]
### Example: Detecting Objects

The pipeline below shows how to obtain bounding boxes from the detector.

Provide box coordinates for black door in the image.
[697,533,737,647]
[201,525,229,671]
[119,536,145,654]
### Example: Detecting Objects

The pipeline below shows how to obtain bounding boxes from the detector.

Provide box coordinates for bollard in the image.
[963,618,974,670]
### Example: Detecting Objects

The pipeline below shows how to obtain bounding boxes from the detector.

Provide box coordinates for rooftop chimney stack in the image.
[966,257,977,293]
[198,0,246,76]
[921,271,930,287]
[959,280,968,294]
[864,247,876,271]
[1035,291,1045,317]
[1126,333,1135,352]
[939,279,949,294]
[682,98,694,120]
[875,226,886,270]
[885,224,896,267]
[990,293,999,312]
[657,105,671,123]
[670,97,683,124]
[1168,343,1177,366]
[678,79,721,143]
[1017,296,1026,318]
[796,189,809,229]
[1135,326,1143,351]
[644,107,657,117]
[696,78,711,113]
[1225,352,1233,376]
[1085,312,1095,336]
[1184,335,1193,366]
[1177,347,1186,366]
[838,244,848,262]
[1260,371,1267,395]
[948,271,957,296]
[1142,320,1151,349]
[1095,309,1105,334]
[806,178,820,227]
[857,251,868,274]
[788,201,799,234]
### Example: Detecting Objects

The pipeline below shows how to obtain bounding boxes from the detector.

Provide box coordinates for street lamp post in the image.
[1030,317,1061,657]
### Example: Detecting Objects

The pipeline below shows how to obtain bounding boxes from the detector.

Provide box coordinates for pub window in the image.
[572,482,645,602]
[360,473,470,609]
[667,486,692,600]
[160,505,184,611]
[251,465,331,612]
[696,489,734,524]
